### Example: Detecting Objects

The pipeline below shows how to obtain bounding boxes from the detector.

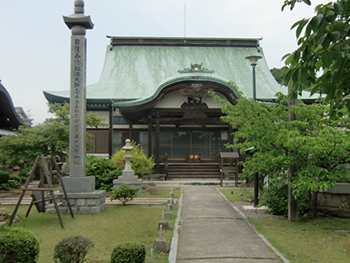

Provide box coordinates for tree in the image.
[0,102,106,168]
[282,0,350,117]
[110,182,138,205]
[111,141,154,178]
[270,66,288,84]
[212,92,350,218]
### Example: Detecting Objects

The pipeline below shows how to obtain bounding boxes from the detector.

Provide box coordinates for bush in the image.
[0,228,40,263]
[260,182,308,216]
[110,182,138,205]
[8,174,22,188]
[0,170,10,184]
[86,155,122,191]
[53,236,94,263]
[0,183,10,191]
[111,141,154,178]
[18,167,31,183]
[110,242,146,263]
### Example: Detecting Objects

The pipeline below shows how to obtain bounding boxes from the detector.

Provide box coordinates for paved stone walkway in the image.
[175,186,285,263]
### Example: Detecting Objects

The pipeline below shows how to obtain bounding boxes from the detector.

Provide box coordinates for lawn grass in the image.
[250,217,350,263]
[1,203,177,263]
[220,188,254,202]
[221,188,350,262]
[137,189,181,199]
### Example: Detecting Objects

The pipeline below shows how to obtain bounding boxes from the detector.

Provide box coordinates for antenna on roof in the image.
[184,4,187,38]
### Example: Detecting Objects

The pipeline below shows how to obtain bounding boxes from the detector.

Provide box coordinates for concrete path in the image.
[175,186,284,263]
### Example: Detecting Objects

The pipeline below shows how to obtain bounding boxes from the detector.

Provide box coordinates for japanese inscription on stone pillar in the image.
[69,34,86,177]
[64,0,93,179]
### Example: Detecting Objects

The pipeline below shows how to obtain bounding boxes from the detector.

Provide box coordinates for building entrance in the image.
[157,130,228,159]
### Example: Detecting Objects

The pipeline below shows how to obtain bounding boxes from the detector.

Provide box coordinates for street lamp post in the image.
[245,55,262,101]
[245,55,262,207]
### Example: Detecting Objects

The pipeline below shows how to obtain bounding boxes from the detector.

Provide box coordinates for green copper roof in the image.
[44,37,319,105]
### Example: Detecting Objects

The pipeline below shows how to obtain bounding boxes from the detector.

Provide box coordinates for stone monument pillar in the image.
[113,139,142,190]
[59,0,105,214]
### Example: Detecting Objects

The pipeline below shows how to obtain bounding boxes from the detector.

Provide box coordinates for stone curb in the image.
[0,198,169,206]
[168,189,183,263]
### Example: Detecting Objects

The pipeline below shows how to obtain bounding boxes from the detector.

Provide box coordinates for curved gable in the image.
[0,82,24,131]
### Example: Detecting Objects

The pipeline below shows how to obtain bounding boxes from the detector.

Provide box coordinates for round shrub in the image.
[111,242,146,263]
[111,141,154,178]
[260,182,308,216]
[111,182,139,206]
[0,228,40,263]
[53,235,94,263]
[18,167,31,183]
[86,155,121,191]
[8,174,22,188]
[0,170,10,184]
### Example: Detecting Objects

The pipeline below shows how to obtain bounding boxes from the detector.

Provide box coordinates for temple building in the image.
[44,37,317,177]
[0,81,27,136]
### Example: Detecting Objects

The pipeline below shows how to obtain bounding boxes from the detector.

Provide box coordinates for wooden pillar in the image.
[288,85,299,221]
[228,125,233,152]
[155,113,160,174]
[129,121,132,140]
[148,116,152,158]
[108,103,113,158]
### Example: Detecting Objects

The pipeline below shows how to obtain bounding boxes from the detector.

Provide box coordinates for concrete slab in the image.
[181,187,241,219]
[175,186,284,263]
[177,219,278,260]
[178,259,281,263]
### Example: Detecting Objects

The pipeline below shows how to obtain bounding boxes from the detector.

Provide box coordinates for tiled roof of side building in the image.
[44,37,320,105]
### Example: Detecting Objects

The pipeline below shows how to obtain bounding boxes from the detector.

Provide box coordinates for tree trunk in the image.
[307,190,318,218]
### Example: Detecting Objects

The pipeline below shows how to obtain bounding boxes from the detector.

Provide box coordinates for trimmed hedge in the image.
[111,242,146,263]
[0,228,40,263]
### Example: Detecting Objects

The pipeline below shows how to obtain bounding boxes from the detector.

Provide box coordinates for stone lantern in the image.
[122,139,134,173]
[113,139,142,190]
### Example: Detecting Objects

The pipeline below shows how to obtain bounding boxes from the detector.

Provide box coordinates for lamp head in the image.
[245,55,263,66]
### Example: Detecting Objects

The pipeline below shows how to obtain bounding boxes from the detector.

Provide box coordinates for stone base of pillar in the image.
[154,239,168,252]
[113,175,142,191]
[48,190,106,214]
[158,221,169,231]
[62,176,96,193]
[165,212,173,219]
[166,204,175,211]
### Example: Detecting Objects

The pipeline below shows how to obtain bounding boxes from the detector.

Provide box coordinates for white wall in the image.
[155,90,227,109]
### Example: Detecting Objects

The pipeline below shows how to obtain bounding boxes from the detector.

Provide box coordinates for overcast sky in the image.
[0,0,328,125]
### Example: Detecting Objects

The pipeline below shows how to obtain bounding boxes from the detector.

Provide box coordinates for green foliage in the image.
[282,0,350,117]
[0,102,106,168]
[260,182,309,216]
[110,182,138,205]
[270,66,288,84]
[0,183,10,191]
[85,155,121,191]
[0,228,40,263]
[282,0,311,11]
[8,174,22,188]
[110,242,146,263]
[53,236,94,263]
[212,92,350,217]
[18,167,31,183]
[0,170,10,184]
[0,170,10,190]
[111,141,154,178]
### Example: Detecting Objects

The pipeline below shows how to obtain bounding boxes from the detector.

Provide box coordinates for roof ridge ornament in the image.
[178,63,215,74]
